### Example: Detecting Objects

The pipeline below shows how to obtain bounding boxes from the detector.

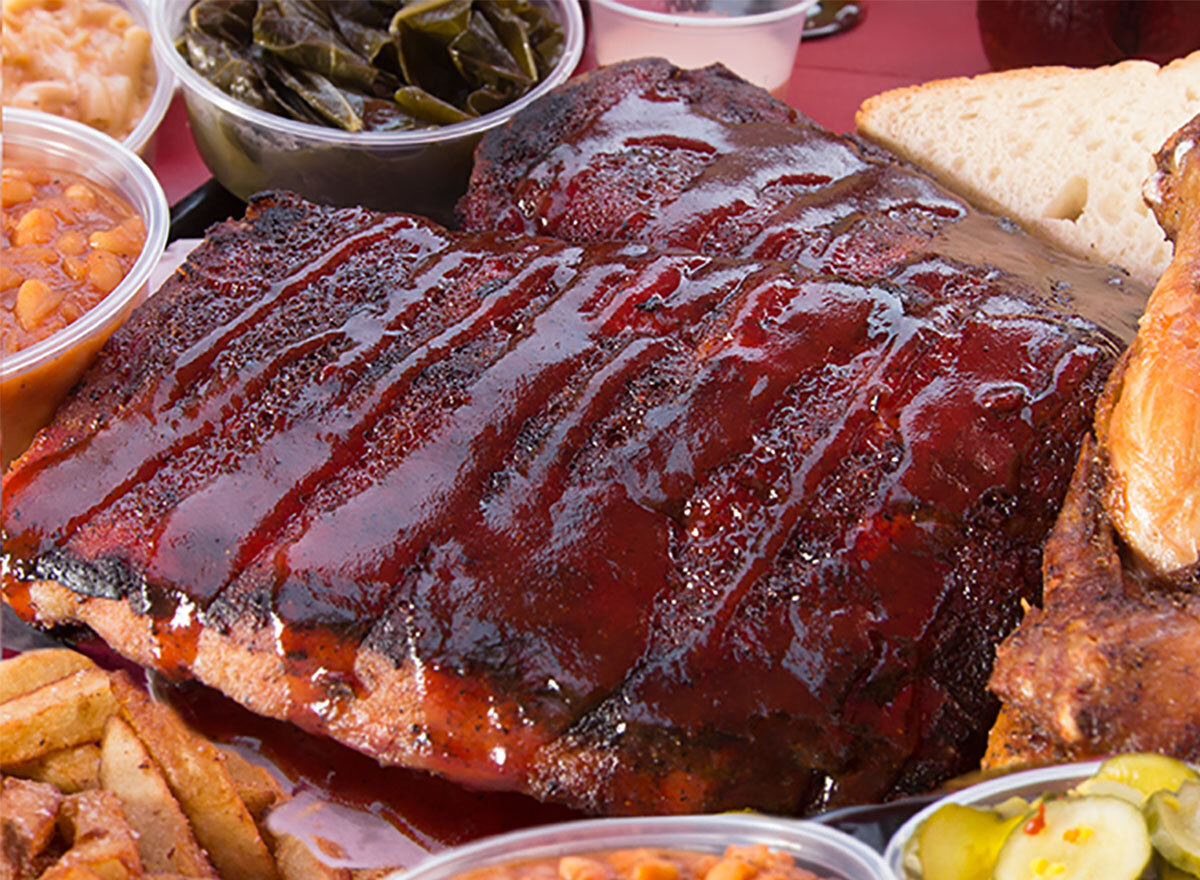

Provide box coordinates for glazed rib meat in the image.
[459,59,1145,340]
[1,62,1144,816]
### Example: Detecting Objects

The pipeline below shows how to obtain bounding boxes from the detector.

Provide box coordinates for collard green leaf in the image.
[464,84,512,116]
[264,54,368,131]
[392,11,469,102]
[447,9,531,91]
[180,0,567,131]
[181,28,279,113]
[479,3,537,81]
[393,85,473,124]
[254,0,396,96]
[391,0,473,43]
[188,0,256,42]
[329,3,401,73]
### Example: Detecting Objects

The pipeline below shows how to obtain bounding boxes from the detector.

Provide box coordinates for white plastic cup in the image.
[589,0,817,98]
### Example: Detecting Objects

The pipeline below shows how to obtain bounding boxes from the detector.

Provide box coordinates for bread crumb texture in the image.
[855,51,1200,288]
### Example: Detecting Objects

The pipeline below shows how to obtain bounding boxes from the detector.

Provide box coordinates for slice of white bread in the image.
[856,51,1200,288]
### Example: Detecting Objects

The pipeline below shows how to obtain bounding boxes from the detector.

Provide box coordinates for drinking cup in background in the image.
[589,0,818,98]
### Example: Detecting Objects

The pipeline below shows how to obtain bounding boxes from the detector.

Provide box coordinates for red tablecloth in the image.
[151,0,991,206]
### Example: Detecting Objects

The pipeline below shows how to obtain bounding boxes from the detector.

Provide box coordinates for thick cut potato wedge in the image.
[1,775,63,877]
[42,789,142,880]
[220,746,286,825]
[5,743,101,793]
[99,715,218,878]
[108,673,278,880]
[271,831,352,880]
[0,649,95,704]
[37,867,109,880]
[0,668,116,765]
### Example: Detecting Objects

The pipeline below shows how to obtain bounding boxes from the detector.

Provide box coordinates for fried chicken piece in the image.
[986,114,1200,769]
[1102,116,1200,572]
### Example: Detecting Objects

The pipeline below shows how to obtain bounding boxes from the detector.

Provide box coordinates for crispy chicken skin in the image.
[1103,119,1200,573]
[986,114,1200,769]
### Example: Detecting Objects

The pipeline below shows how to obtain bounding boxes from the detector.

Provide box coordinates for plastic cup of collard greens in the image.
[150,0,585,226]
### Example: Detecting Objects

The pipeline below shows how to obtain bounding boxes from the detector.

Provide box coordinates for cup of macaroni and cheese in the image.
[2,0,174,156]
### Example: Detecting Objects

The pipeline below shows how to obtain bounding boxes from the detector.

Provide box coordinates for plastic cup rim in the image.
[149,0,586,148]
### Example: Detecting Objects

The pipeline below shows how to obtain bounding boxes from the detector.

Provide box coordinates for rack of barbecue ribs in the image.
[986,114,1200,770]
[1,60,1147,816]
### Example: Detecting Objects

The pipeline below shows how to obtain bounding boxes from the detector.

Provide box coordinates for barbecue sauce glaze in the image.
[2,59,1143,816]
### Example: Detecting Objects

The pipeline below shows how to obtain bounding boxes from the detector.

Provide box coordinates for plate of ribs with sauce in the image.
[4,45,1200,873]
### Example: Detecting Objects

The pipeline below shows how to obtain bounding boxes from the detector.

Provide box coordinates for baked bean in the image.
[89,217,145,258]
[0,266,23,292]
[86,249,124,293]
[16,279,63,331]
[457,846,830,880]
[2,175,36,207]
[65,183,98,212]
[0,165,145,351]
[14,207,57,246]
[55,231,88,256]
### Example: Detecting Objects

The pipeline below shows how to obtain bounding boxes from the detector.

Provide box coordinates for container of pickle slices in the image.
[885,753,1200,880]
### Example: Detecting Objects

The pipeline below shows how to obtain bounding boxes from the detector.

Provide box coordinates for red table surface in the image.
[151,0,991,206]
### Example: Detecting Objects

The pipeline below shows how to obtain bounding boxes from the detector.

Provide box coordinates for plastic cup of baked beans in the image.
[1,106,168,467]
[382,815,893,880]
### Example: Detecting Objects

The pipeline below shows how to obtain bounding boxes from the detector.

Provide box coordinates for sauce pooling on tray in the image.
[0,165,146,354]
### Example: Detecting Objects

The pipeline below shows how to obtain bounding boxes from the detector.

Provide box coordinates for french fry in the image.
[108,672,278,880]
[99,715,218,878]
[220,746,285,826]
[0,648,95,703]
[36,867,108,880]
[5,742,100,793]
[0,668,116,765]
[270,831,352,880]
[41,789,142,880]
[0,775,63,877]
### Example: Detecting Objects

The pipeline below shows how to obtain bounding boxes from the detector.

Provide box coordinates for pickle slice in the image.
[993,795,1152,880]
[1158,858,1198,880]
[1077,753,1199,803]
[910,802,1027,880]
[1148,779,1200,876]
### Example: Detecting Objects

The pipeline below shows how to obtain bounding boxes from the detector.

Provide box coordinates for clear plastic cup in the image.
[385,814,893,880]
[150,0,585,226]
[883,761,1106,877]
[0,0,173,159]
[588,0,818,99]
[1,108,169,467]
[123,0,176,160]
